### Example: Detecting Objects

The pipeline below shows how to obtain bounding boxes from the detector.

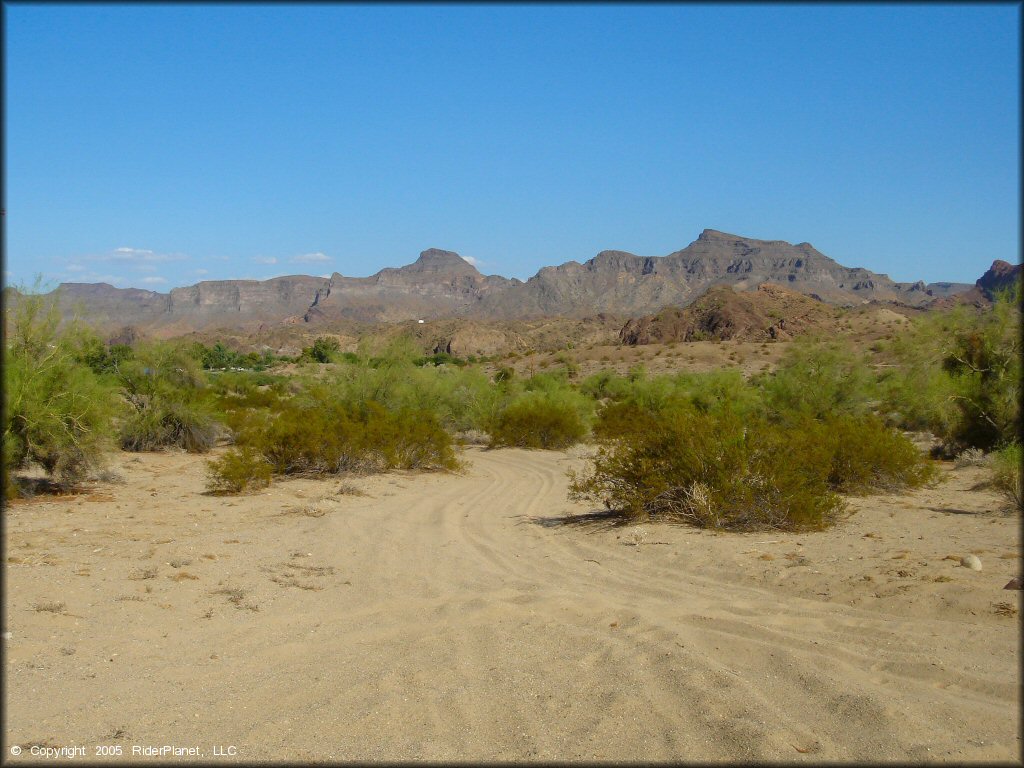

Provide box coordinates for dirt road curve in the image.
[4,447,1020,762]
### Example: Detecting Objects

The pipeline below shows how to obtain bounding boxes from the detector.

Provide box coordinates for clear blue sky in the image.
[4,3,1020,290]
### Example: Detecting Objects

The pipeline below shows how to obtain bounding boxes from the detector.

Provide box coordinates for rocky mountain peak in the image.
[696,228,737,242]
[406,248,479,275]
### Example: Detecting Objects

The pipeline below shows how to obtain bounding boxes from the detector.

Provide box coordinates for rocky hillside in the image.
[619,283,843,344]
[19,230,980,335]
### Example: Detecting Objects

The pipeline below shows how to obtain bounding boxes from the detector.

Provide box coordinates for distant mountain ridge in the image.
[24,230,981,335]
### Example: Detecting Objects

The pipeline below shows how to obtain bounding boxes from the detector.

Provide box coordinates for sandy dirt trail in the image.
[4,446,1020,762]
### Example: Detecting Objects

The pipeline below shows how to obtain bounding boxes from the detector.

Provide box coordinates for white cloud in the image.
[254,256,278,265]
[59,248,188,278]
[461,255,482,268]
[193,268,209,276]
[291,252,330,264]
[107,247,181,264]
[141,276,167,285]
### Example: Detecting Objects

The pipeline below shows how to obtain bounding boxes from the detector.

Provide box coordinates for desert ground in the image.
[4,445,1020,762]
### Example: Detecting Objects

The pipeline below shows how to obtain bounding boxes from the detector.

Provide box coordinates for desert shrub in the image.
[879,290,1020,451]
[579,370,631,401]
[940,291,1020,450]
[323,361,499,434]
[554,352,580,378]
[489,391,588,449]
[3,289,121,490]
[522,369,572,392]
[818,415,936,493]
[991,443,1022,513]
[236,396,457,477]
[571,405,843,531]
[954,447,989,468]
[493,366,515,384]
[244,399,366,474]
[368,407,460,470]
[577,402,934,530]
[673,369,763,418]
[115,342,220,452]
[196,341,236,370]
[877,311,962,437]
[415,351,467,367]
[590,401,661,443]
[120,395,220,453]
[190,340,280,371]
[205,446,272,494]
[310,336,342,363]
[71,330,135,376]
[209,371,290,432]
[763,340,878,421]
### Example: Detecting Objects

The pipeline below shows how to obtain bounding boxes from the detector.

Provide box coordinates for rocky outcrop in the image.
[619,283,841,344]
[976,259,1021,298]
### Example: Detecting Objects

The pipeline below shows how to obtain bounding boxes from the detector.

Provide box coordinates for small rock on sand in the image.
[960,555,982,571]
[1003,576,1022,590]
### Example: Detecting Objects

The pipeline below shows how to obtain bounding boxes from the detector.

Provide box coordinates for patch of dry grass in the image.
[33,601,66,614]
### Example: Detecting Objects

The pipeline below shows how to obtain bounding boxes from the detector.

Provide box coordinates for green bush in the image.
[310,336,342,364]
[319,359,502,435]
[763,340,878,421]
[489,392,588,450]
[575,402,935,531]
[72,330,134,376]
[879,290,1020,451]
[3,290,121,490]
[579,370,631,401]
[675,369,763,418]
[493,366,515,384]
[205,446,272,494]
[415,352,467,367]
[571,405,843,531]
[816,415,936,493]
[940,292,1020,450]
[991,443,1022,513]
[115,343,220,452]
[235,396,458,479]
[590,401,660,443]
[369,408,461,470]
[120,395,220,453]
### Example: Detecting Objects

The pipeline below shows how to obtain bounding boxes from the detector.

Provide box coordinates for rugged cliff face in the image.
[26,231,980,335]
[975,259,1022,298]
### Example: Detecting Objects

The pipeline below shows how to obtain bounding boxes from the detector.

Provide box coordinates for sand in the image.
[4,447,1020,762]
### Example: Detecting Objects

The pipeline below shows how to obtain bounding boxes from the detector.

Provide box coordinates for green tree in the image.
[4,288,120,490]
[310,336,342,363]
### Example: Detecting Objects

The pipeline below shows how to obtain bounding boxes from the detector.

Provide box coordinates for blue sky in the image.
[4,3,1019,290]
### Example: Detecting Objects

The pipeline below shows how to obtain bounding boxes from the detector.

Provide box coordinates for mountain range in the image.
[17,229,993,336]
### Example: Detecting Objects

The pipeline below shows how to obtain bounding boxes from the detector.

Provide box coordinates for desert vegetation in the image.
[3,291,120,493]
[4,284,1019,530]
